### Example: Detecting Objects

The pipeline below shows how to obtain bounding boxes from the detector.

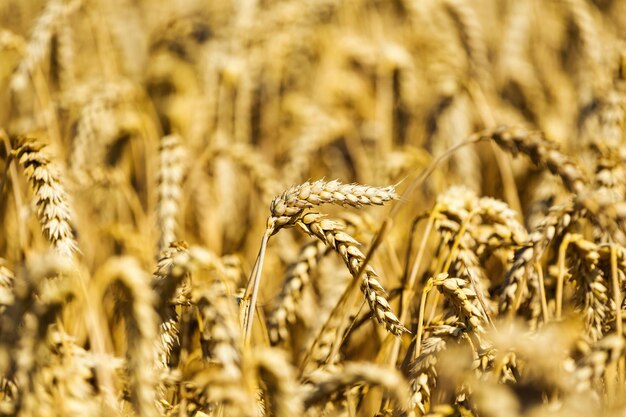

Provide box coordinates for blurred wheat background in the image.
[1,0,626,416]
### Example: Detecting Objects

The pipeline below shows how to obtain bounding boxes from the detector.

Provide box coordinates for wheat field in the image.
[1,0,626,416]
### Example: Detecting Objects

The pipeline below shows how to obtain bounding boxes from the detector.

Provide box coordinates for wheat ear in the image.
[304,362,410,411]
[297,212,407,335]
[157,134,187,253]
[13,137,78,257]
[269,179,398,230]
[92,257,159,417]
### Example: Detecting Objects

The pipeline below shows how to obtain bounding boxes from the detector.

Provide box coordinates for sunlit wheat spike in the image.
[269,179,398,230]
[13,137,78,257]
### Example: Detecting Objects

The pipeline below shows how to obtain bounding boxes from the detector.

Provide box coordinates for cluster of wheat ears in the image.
[1,0,626,416]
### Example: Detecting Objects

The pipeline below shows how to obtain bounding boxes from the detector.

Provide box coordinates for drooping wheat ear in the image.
[92,257,159,417]
[157,134,187,253]
[253,348,303,417]
[407,322,466,415]
[498,201,578,316]
[566,234,612,342]
[480,126,588,195]
[13,137,78,257]
[303,362,410,410]
[297,212,407,335]
[9,0,81,92]
[267,240,329,346]
[193,279,255,415]
[269,179,398,230]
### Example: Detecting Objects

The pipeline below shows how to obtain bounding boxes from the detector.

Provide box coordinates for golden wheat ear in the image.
[12,136,79,258]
